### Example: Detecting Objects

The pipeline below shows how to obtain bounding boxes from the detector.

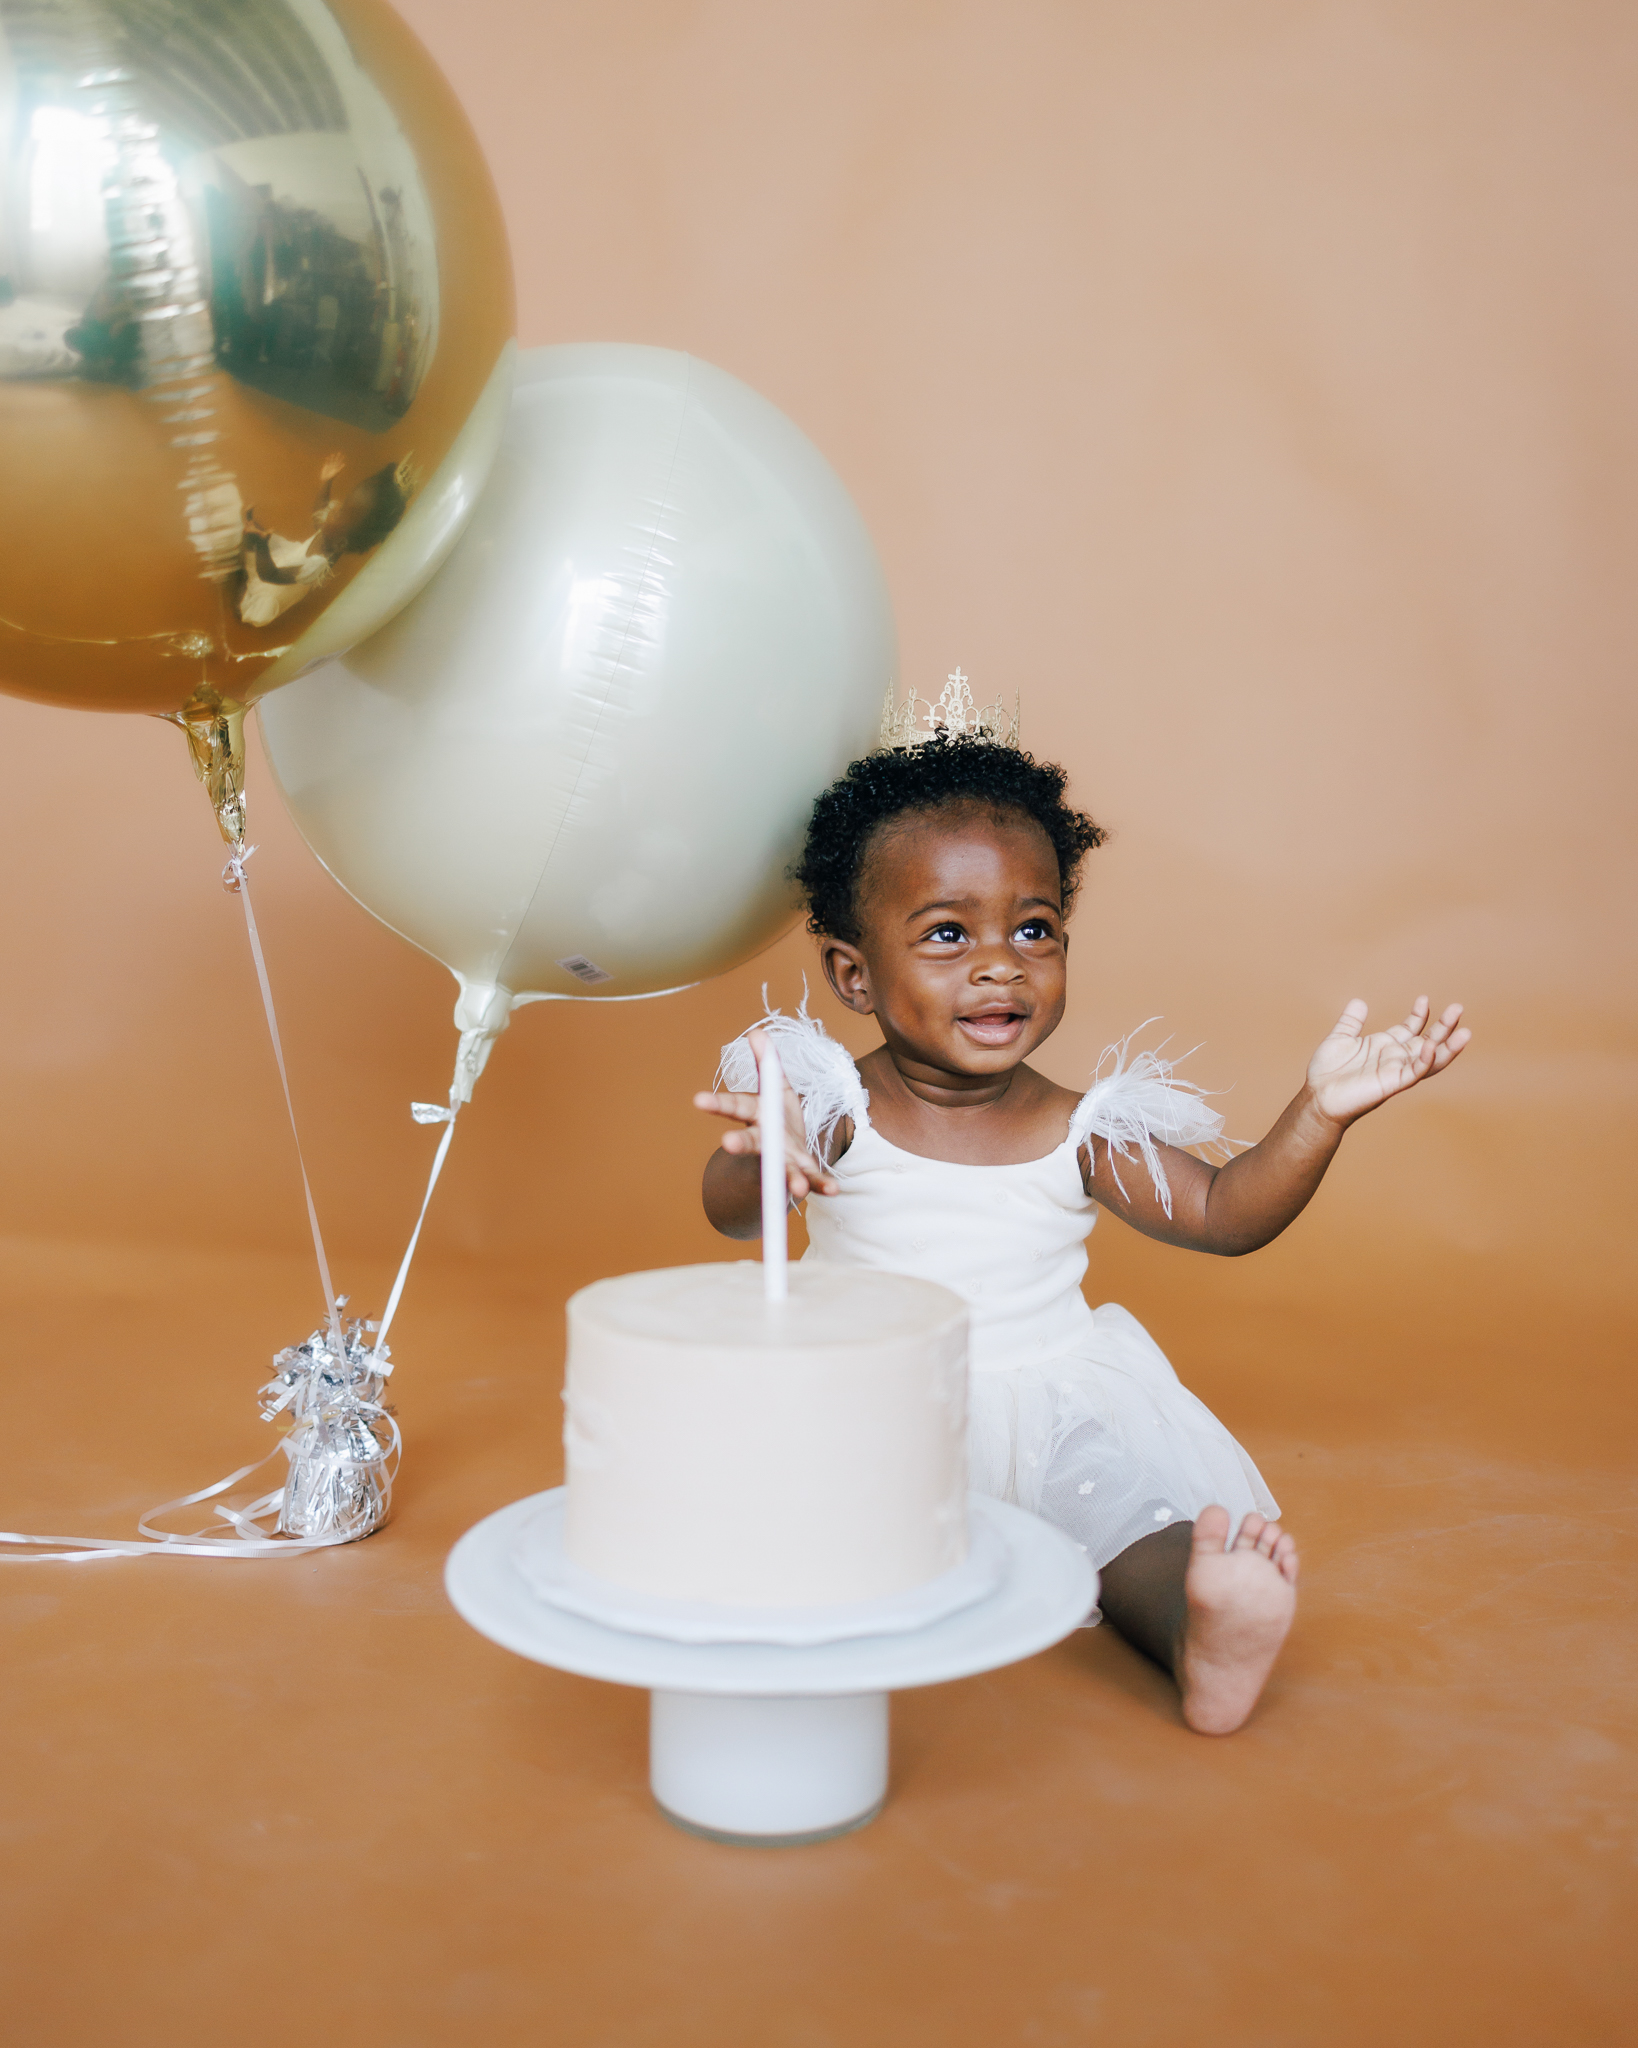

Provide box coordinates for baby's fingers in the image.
[694,1091,763,1158]
[1329,998,1369,1039]
[1405,1007,1472,1079]
[1416,1000,1461,1046]
[790,1150,839,1201]
[1427,1022,1472,1070]
[1413,1003,1469,1070]
[694,1088,761,1126]
[1429,1001,1466,1043]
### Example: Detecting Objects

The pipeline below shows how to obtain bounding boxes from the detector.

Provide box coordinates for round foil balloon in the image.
[0,0,514,828]
[260,343,896,1097]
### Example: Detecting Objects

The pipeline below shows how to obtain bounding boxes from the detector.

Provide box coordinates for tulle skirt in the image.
[967,1302,1279,1573]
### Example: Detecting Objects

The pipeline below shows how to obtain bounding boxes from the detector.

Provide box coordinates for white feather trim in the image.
[717,989,869,1163]
[1068,1026,1235,1218]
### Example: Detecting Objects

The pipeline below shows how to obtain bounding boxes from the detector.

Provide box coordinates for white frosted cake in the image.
[562,1260,969,1609]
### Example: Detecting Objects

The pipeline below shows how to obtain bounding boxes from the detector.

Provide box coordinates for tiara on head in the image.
[877,669,1022,751]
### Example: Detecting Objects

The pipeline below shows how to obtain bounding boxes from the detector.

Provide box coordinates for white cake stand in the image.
[445,1489,1097,1845]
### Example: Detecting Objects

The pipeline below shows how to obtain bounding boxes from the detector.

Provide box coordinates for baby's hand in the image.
[693,1030,838,1203]
[1307,997,1470,1127]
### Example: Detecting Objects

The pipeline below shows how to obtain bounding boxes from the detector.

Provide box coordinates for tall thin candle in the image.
[759,1039,789,1301]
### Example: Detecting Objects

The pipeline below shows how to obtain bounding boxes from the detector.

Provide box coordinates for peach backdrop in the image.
[1,0,1629,1349]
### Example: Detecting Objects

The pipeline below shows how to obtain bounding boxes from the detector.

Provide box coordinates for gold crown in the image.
[877,669,1021,751]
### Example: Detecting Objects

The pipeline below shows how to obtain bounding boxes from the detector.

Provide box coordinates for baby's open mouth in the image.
[956,1009,1028,1046]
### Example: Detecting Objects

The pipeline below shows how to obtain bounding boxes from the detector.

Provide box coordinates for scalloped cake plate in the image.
[509,1492,1010,1646]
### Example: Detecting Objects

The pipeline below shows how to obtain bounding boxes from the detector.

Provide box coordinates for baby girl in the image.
[696,728,1468,1733]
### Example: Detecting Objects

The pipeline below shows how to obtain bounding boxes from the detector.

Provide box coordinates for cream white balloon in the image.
[259,344,895,1095]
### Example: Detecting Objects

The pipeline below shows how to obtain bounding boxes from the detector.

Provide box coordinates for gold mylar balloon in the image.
[0,0,514,835]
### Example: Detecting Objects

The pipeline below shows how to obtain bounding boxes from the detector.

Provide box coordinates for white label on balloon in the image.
[557,954,614,985]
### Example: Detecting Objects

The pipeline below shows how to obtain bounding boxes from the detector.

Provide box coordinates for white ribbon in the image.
[223,843,344,1349]
[1,841,365,1560]
[370,1102,460,1364]
[2,840,475,1561]
[0,1417,402,1561]
[0,1405,406,1560]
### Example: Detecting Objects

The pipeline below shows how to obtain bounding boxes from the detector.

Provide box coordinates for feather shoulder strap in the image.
[1067,1025,1237,1217]
[717,991,869,1162]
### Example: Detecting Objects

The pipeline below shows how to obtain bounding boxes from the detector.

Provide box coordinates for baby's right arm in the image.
[694,1029,839,1239]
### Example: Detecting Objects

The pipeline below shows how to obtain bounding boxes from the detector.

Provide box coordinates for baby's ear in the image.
[819,938,873,1013]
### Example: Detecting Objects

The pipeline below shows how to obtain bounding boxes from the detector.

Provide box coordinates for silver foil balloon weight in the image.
[260,1308,398,1541]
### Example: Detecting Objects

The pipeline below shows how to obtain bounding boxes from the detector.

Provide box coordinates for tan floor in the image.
[4,1237,1632,2048]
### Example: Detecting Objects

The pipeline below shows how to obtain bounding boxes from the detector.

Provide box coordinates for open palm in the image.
[1307,997,1470,1125]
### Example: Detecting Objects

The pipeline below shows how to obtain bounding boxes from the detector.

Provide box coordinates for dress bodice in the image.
[719,1001,1232,1379]
[802,1117,1100,1375]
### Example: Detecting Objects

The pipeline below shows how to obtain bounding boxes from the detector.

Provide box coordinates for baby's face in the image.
[827,802,1068,1075]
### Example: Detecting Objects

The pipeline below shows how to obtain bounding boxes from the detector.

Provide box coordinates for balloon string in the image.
[0,1411,403,1562]
[372,1106,459,1362]
[223,845,343,1349]
[0,845,388,1563]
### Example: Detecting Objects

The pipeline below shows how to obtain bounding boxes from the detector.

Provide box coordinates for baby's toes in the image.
[1273,1533,1300,1583]
[1232,1513,1269,1552]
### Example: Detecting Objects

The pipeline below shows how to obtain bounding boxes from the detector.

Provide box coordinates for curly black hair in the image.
[791,733,1107,943]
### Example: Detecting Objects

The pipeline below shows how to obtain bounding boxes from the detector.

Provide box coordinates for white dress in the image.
[721,1007,1279,1572]
[238,530,330,627]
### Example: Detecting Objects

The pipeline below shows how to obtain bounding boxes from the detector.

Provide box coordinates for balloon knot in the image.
[221,842,259,893]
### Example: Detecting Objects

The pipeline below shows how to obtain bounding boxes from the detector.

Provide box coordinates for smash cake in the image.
[559,1260,970,1610]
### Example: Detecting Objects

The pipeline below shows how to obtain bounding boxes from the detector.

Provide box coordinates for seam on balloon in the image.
[490,355,696,994]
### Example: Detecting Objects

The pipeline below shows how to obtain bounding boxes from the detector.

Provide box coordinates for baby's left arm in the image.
[1083,997,1471,1255]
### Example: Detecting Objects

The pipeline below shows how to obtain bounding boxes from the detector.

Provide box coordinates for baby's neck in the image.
[877,1047,1023,1113]
[858,1048,1079,1167]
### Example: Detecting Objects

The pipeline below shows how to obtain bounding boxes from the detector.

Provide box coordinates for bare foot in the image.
[1177,1506,1299,1735]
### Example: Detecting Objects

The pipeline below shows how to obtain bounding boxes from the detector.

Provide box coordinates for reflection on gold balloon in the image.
[0,0,514,836]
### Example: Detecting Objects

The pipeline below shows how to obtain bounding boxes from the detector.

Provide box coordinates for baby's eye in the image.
[925,922,965,944]
[1015,919,1056,942]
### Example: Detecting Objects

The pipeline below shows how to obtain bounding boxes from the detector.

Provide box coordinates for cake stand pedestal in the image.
[445,1490,1096,1846]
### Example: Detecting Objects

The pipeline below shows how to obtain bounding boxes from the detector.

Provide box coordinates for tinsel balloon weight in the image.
[259,344,897,1105]
[0,0,515,840]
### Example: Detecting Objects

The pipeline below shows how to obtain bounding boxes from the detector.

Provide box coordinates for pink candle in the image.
[758,1040,789,1301]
